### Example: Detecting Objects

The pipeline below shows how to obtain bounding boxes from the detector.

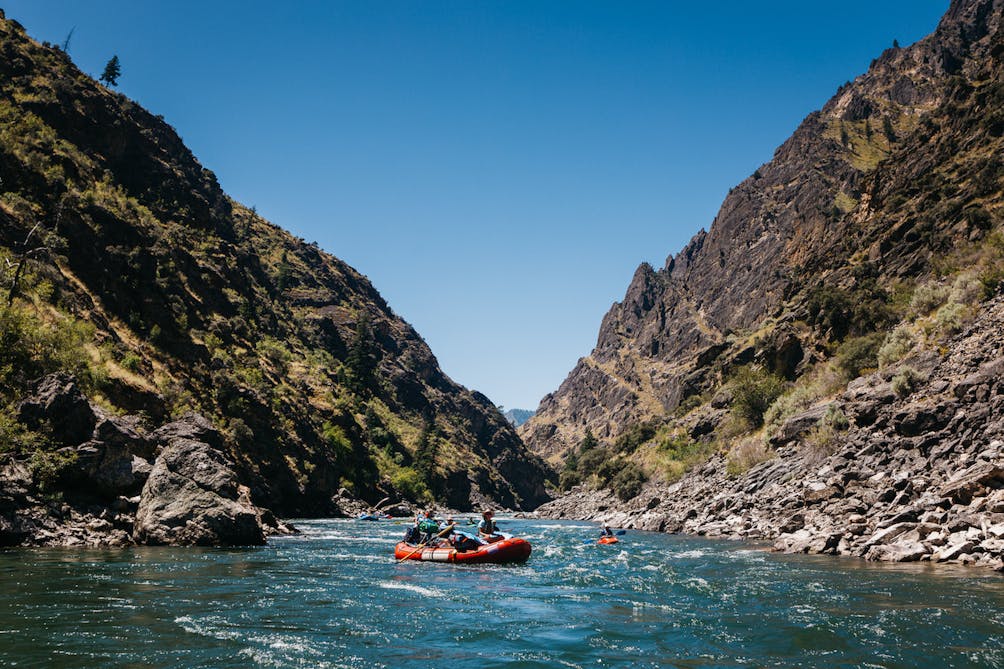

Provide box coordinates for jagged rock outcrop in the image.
[0,373,285,547]
[536,295,1004,570]
[523,0,1004,462]
[529,0,1004,571]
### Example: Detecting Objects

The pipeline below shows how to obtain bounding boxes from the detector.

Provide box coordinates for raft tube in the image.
[394,537,532,564]
[597,536,619,545]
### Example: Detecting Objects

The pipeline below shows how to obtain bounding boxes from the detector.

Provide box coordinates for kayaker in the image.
[478,509,501,543]
[600,525,614,537]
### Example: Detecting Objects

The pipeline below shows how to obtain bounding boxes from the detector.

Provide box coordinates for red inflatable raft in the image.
[394,537,532,564]
[597,536,619,545]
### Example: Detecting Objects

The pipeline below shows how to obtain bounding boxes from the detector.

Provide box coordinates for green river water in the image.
[1,518,1002,667]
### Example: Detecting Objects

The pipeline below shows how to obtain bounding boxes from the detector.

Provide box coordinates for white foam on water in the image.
[175,615,242,641]
[684,577,711,591]
[668,549,710,559]
[378,581,446,598]
[237,646,337,668]
[541,545,563,558]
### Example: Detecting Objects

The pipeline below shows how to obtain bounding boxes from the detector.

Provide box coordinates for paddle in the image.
[397,523,455,562]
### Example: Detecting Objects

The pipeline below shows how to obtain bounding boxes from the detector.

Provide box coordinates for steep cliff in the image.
[0,8,551,544]
[524,0,1004,468]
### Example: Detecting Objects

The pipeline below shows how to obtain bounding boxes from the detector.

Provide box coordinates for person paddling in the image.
[600,524,614,537]
[478,509,502,543]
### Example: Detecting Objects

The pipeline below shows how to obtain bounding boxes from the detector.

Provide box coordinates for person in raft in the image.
[477,509,502,543]
[416,509,442,543]
[600,525,614,537]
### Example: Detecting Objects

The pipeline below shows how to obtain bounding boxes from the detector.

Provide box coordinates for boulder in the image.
[932,541,976,563]
[61,442,151,498]
[864,541,929,562]
[939,463,1004,505]
[91,410,154,460]
[17,373,96,446]
[151,412,224,451]
[770,403,831,446]
[133,438,265,546]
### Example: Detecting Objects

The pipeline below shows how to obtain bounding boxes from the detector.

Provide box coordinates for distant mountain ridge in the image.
[504,408,535,427]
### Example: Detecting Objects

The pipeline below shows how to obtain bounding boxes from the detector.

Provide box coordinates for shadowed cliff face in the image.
[0,11,552,516]
[523,0,1004,463]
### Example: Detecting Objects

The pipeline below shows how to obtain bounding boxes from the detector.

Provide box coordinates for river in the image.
[1,518,1002,667]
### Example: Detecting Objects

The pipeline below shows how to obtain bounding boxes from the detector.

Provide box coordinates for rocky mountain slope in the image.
[0,10,550,546]
[525,0,1004,568]
[538,294,1004,570]
[524,0,1003,459]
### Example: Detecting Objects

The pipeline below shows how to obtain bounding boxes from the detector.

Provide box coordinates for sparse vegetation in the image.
[834,332,884,380]
[99,55,120,87]
[803,405,850,460]
[728,365,786,429]
[877,325,917,368]
[726,436,774,477]
[891,367,924,397]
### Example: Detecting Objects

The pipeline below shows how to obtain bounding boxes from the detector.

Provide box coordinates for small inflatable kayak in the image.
[394,537,532,564]
[358,512,391,521]
[598,536,619,545]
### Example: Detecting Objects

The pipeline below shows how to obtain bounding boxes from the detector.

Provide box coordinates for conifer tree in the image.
[100,55,120,87]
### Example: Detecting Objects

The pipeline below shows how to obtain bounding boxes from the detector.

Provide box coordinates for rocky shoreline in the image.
[535,297,1004,572]
[1,373,294,548]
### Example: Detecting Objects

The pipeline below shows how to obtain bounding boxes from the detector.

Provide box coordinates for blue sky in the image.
[6,1,949,410]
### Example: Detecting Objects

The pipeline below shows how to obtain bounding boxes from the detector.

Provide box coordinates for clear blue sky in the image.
[5,1,949,410]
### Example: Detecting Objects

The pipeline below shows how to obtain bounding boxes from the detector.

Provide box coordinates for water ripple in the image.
[1,518,1003,667]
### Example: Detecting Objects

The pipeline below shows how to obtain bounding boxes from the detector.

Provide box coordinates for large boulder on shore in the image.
[133,430,265,547]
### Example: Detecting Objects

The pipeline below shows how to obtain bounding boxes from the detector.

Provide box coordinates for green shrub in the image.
[877,325,916,368]
[390,467,431,502]
[979,265,1004,299]
[29,448,77,492]
[935,301,967,335]
[950,273,985,305]
[558,468,583,491]
[596,456,626,485]
[120,351,142,372]
[658,432,701,460]
[835,332,884,379]
[228,418,254,444]
[819,404,849,431]
[321,421,353,458]
[614,422,656,453]
[0,412,43,454]
[806,277,894,342]
[763,363,845,438]
[803,405,850,461]
[0,303,98,395]
[610,462,647,501]
[577,446,610,475]
[910,283,949,315]
[729,365,786,429]
[891,367,924,398]
[675,394,704,416]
